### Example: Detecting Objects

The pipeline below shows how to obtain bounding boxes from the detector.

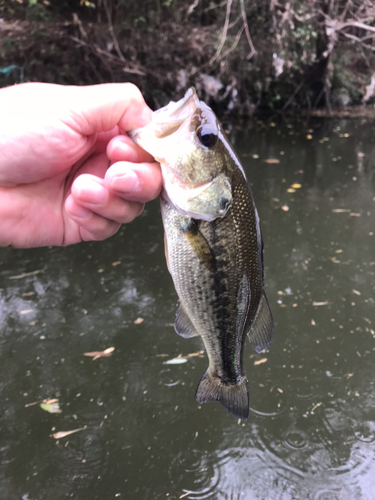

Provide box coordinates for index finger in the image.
[107,135,155,164]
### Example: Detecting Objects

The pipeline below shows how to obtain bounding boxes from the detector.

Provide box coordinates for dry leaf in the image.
[281,205,289,211]
[312,301,328,306]
[186,350,204,358]
[311,402,322,412]
[19,309,33,315]
[134,317,144,324]
[53,426,87,439]
[287,188,296,193]
[84,347,115,360]
[291,183,301,189]
[9,270,43,280]
[264,159,280,164]
[112,261,121,266]
[164,356,188,365]
[40,400,61,414]
[332,208,350,213]
[254,358,267,366]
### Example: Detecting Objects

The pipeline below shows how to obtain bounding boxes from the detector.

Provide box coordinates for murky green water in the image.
[1,118,375,500]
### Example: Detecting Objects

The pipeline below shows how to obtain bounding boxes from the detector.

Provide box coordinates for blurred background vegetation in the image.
[1,0,375,115]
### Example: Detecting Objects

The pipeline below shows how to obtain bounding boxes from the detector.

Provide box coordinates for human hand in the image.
[0,82,162,248]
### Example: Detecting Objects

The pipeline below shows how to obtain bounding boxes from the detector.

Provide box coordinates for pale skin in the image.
[0,82,162,248]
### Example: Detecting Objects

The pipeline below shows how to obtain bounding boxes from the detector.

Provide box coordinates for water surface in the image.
[1,118,375,499]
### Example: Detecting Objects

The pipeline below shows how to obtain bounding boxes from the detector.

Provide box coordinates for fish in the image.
[129,88,273,420]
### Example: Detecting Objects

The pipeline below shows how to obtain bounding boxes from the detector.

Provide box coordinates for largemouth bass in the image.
[130,88,273,420]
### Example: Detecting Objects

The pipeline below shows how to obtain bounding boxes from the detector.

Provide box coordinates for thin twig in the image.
[239,0,257,60]
[103,0,126,62]
[209,0,234,66]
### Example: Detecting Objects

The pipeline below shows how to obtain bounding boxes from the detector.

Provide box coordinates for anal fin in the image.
[248,292,274,353]
[195,370,249,420]
[174,302,199,339]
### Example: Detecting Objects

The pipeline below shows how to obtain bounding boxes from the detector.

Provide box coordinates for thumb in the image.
[65,82,152,135]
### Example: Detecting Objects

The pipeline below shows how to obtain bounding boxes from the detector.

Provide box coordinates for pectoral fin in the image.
[248,292,274,353]
[181,219,215,273]
[174,302,199,339]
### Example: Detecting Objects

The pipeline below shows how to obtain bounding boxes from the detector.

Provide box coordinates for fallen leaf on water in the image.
[19,309,33,315]
[186,350,204,358]
[134,317,144,324]
[291,183,301,189]
[357,152,365,157]
[311,402,322,412]
[312,301,329,306]
[84,347,115,360]
[40,399,61,414]
[352,289,361,296]
[179,492,192,499]
[264,158,280,164]
[281,205,289,211]
[53,426,87,439]
[252,154,259,159]
[112,261,121,266]
[306,134,313,140]
[254,358,267,366]
[9,270,43,280]
[332,208,350,213]
[164,357,188,365]
[287,188,296,193]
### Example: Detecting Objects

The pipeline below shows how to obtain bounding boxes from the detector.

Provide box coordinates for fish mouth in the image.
[152,88,200,138]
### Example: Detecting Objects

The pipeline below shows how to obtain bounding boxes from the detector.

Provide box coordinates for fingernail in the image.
[73,205,93,219]
[111,171,140,194]
[89,182,109,206]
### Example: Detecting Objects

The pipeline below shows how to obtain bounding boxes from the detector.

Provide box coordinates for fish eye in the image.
[196,125,218,149]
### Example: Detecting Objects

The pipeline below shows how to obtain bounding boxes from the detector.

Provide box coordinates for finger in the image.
[104,161,162,203]
[69,174,145,224]
[107,134,154,163]
[65,196,121,241]
[67,83,152,135]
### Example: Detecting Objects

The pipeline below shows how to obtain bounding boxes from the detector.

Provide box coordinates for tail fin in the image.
[195,370,249,420]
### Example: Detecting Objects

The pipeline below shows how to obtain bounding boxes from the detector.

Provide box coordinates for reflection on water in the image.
[1,118,375,499]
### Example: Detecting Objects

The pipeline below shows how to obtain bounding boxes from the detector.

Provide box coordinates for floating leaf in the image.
[291,183,301,189]
[40,400,61,414]
[84,347,115,360]
[252,154,259,159]
[281,205,289,211]
[134,317,144,324]
[311,402,322,412]
[306,134,313,140]
[264,159,280,164]
[9,270,43,279]
[53,426,87,439]
[112,261,121,266]
[312,301,328,306]
[164,357,188,365]
[254,358,267,366]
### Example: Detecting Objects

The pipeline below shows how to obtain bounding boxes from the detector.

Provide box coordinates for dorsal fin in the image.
[174,302,199,339]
